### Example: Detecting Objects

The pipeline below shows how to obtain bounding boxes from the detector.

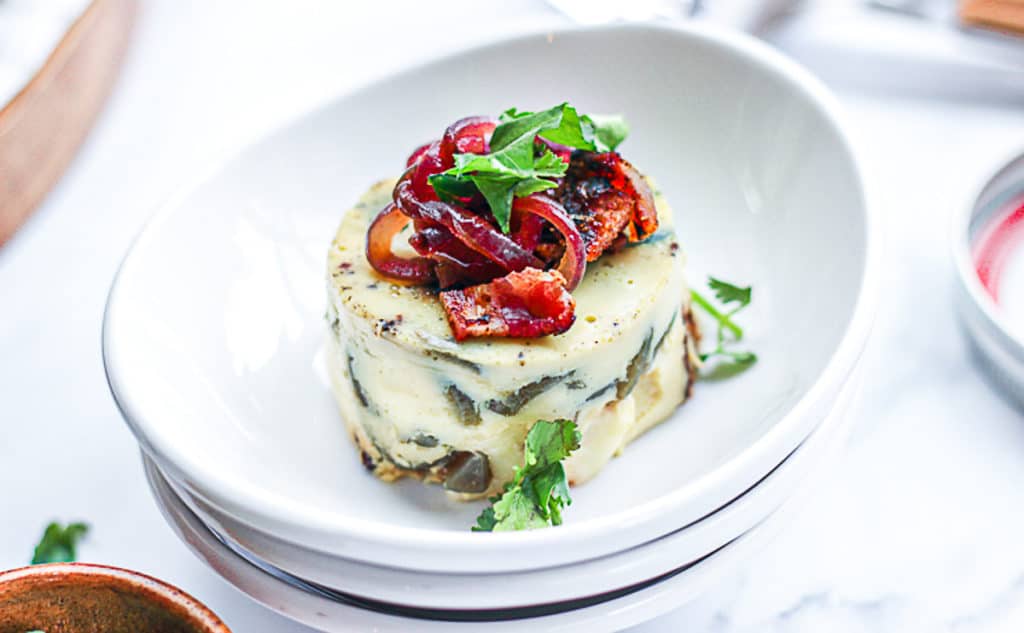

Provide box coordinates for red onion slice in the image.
[406,142,432,167]
[365,203,436,284]
[395,177,541,273]
[411,142,444,201]
[512,195,587,291]
[511,208,546,252]
[440,116,496,168]
[409,225,506,288]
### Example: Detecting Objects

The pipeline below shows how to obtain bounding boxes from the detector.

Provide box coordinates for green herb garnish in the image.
[691,277,758,375]
[31,522,89,564]
[430,103,629,233]
[473,419,581,531]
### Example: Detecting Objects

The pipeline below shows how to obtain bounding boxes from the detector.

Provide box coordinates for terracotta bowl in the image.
[0,563,230,633]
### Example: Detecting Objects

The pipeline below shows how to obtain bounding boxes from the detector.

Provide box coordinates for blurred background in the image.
[2,1,1023,631]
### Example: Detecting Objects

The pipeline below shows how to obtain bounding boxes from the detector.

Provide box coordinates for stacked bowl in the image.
[103,24,878,632]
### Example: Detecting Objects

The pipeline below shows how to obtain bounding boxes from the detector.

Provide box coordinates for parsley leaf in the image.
[708,277,751,308]
[489,104,566,163]
[31,522,89,564]
[431,103,630,232]
[584,113,629,151]
[472,419,581,532]
[500,105,629,152]
[430,173,479,202]
[691,276,757,376]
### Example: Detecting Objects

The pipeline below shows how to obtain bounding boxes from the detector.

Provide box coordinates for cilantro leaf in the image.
[691,276,757,378]
[501,105,629,153]
[583,114,629,151]
[488,104,566,165]
[429,173,479,202]
[474,506,498,531]
[489,487,549,531]
[524,416,580,468]
[535,104,591,150]
[472,419,581,532]
[532,147,569,175]
[708,277,751,309]
[467,173,520,232]
[527,462,573,524]
[432,104,631,232]
[31,521,89,564]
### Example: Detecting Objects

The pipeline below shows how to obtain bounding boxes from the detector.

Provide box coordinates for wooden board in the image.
[0,0,136,246]
[962,0,1024,36]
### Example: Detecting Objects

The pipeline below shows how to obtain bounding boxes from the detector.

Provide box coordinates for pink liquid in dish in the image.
[975,200,1024,324]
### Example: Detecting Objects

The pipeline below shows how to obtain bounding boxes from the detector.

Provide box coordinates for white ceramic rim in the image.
[150,446,797,633]
[104,22,881,560]
[149,382,853,633]
[145,357,860,610]
[951,146,1024,352]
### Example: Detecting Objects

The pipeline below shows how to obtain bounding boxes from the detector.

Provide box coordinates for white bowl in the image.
[148,360,860,611]
[146,376,857,633]
[104,23,878,573]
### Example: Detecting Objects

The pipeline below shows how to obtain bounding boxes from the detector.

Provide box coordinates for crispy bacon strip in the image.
[440,268,576,341]
[558,151,659,261]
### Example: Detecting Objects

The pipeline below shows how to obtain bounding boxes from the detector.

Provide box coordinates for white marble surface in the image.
[0,0,91,105]
[2,2,1024,631]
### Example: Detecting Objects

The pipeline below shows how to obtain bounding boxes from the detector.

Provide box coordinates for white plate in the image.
[147,370,857,633]
[151,360,861,611]
[105,22,878,573]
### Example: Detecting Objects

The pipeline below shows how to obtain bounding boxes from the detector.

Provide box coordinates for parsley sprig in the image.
[31,521,89,564]
[691,277,758,374]
[473,419,581,531]
[430,103,628,233]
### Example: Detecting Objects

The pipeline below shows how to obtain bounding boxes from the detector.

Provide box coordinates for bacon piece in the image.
[440,269,576,341]
[575,189,634,262]
[557,151,659,261]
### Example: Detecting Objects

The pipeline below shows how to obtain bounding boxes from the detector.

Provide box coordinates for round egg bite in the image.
[326,179,698,497]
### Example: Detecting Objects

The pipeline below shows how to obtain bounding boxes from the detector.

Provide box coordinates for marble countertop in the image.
[2,2,1023,631]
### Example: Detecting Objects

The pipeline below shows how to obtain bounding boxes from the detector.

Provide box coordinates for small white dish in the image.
[148,360,859,610]
[953,148,1024,408]
[105,22,878,573]
[146,373,857,633]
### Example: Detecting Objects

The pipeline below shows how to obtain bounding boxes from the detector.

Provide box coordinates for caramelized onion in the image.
[406,142,432,167]
[411,142,444,201]
[365,203,436,284]
[511,208,546,252]
[512,195,587,291]
[395,176,542,273]
[409,225,506,288]
[440,116,496,167]
[365,115,656,340]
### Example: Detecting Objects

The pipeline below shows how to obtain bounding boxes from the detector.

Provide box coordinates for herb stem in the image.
[690,289,743,339]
